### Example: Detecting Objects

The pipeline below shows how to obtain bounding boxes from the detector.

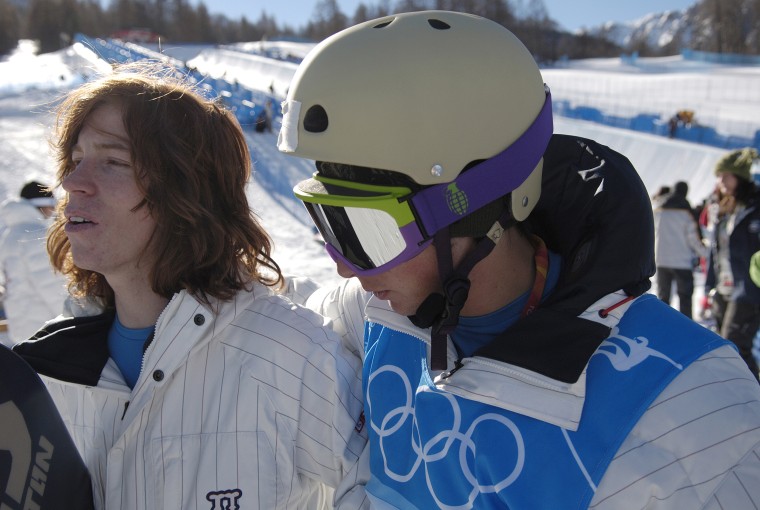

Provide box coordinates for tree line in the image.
[0,0,758,60]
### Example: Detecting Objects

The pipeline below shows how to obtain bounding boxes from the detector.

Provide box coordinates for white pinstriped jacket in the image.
[17,283,369,510]
[306,279,760,509]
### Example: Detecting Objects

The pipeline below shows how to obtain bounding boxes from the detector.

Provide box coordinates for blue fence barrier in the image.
[552,97,760,152]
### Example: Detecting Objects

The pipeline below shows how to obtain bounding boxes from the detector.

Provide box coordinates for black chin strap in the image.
[409,210,515,371]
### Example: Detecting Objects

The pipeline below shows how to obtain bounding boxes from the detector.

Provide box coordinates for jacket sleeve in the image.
[301,280,371,508]
[333,445,371,509]
[305,278,369,360]
[280,274,322,305]
[280,300,368,505]
[684,212,708,259]
[702,445,760,509]
[593,344,760,509]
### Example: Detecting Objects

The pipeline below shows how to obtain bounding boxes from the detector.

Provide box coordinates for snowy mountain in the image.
[584,7,696,52]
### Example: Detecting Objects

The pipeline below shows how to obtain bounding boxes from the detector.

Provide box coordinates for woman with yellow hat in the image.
[706,147,760,379]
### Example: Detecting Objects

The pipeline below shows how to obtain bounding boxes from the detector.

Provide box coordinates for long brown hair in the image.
[48,62,282,306]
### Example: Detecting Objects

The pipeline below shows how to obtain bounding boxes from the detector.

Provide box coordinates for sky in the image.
[197,0,701,32]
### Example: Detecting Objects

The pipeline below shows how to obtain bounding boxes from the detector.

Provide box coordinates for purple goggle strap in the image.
[323,221,432,276]
[410,91,553,238]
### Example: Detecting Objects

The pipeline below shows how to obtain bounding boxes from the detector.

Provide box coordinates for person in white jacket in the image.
[653,180,708,318]
[12,62,367,510]
[0,181,68,345]
[278,11,760,509]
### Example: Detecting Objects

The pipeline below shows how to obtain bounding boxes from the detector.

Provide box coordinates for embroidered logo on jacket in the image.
[206,489,242,509]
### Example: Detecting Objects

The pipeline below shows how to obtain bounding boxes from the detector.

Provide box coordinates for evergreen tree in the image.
[0,0,20,55]
[696,0,746,53]
[5,0,758,58]
[77,0,111,38]
[305,0,348,42]
[27,0,62,52]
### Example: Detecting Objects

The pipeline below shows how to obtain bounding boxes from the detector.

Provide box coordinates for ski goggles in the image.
[293,90,553,276]
[295,176,432,276]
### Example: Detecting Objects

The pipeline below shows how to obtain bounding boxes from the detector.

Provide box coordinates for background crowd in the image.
[653,147,760,379]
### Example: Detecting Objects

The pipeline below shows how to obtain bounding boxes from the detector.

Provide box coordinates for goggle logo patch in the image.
[446,183,469,216]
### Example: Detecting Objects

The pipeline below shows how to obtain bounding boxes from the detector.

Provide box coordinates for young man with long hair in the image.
[13,62,367,510]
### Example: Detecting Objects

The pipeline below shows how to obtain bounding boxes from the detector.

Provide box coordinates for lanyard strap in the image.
[521,235,548,318]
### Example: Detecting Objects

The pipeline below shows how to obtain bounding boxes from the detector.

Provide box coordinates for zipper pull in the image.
[439,360,464,380]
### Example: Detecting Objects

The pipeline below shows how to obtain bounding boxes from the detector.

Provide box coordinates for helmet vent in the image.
[372,20,393,29]
[304,105,329,132]
[427,19,451,30]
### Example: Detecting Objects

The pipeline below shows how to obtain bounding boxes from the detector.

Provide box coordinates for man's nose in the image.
[336,259,356,279]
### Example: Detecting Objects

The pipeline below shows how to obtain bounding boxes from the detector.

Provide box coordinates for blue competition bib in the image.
[363,295,730,509]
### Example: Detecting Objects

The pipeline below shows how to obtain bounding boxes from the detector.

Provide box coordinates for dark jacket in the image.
[14,309,117,385]
[706,184,760,303]
[476,134,656,383]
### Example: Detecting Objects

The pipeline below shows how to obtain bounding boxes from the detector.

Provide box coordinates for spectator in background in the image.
[12,62,366,510]
[699,186,722,238]
[705,147,760,379]
[696,186,726,292]
[0,181,68,345]
[264,98,274,132]
[653,181,707,318]
[668,109,695,138]
[651,184,671,208]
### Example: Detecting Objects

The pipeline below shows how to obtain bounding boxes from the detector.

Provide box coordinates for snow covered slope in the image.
[1,39,757,287]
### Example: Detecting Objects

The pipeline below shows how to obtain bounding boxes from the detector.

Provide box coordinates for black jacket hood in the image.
[475,134,656,383]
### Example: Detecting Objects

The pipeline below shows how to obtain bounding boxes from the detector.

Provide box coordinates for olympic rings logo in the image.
[366,364,526,510]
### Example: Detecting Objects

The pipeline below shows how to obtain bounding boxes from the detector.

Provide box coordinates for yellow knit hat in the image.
[714,147,758,181]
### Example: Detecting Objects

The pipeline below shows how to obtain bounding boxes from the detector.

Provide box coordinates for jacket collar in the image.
[13,310,115,386]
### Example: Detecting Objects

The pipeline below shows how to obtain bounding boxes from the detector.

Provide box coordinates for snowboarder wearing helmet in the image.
[280,11,760,509]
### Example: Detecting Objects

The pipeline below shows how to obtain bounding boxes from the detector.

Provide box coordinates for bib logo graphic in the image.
[367,365,526,509]
[0,401,55,510]
[206,489,242,510]
[446,183,469,216]
[595,326,682,371]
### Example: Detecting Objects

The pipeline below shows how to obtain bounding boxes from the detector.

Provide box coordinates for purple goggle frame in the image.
[307,90,553,276]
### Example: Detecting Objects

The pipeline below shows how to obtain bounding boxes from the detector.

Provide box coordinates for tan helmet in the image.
[278,10,549,221]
